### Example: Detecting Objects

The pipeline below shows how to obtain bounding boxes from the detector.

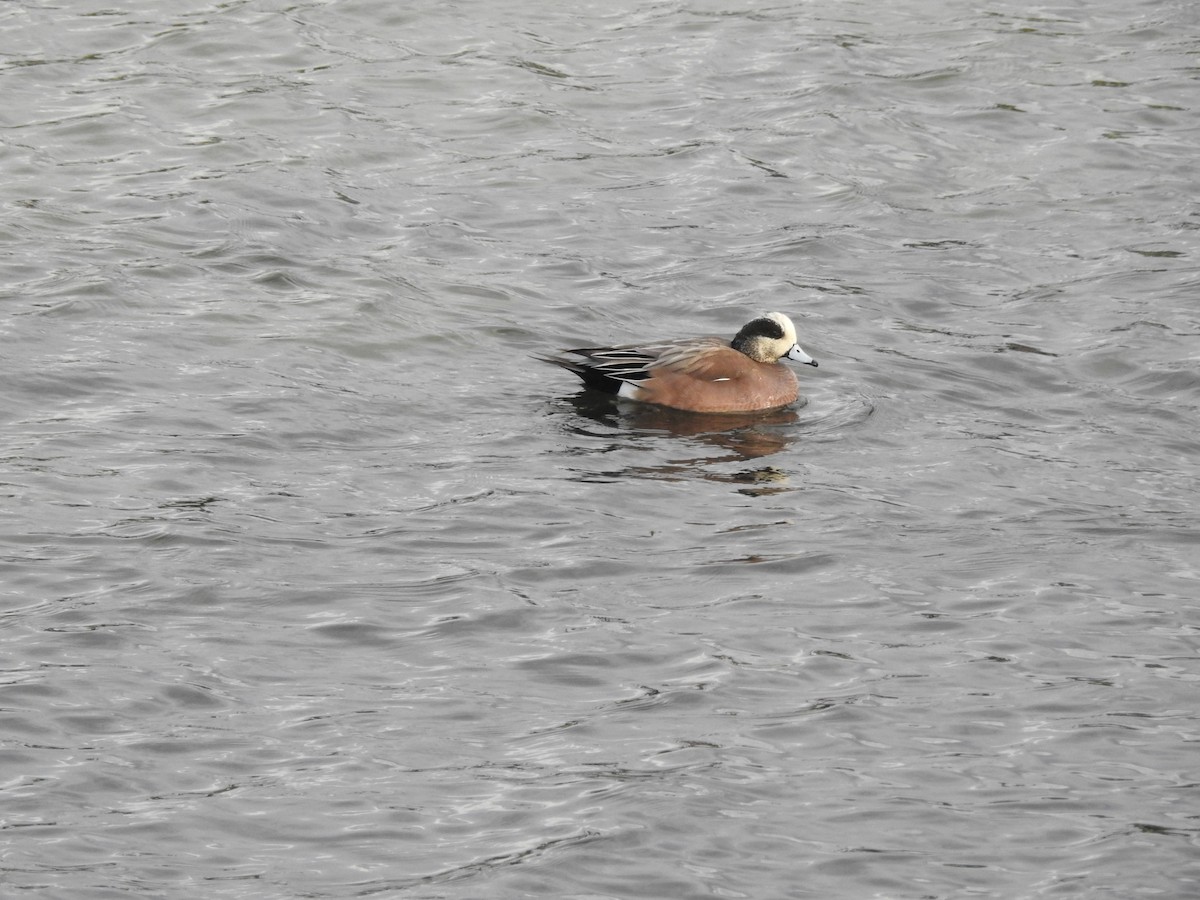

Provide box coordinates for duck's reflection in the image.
[560,391,804,491]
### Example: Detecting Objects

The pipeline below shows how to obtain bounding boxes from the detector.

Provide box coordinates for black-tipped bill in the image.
[785,344,817,366]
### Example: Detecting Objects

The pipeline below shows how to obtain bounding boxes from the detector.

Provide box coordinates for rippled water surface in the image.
[3,1,1199,897]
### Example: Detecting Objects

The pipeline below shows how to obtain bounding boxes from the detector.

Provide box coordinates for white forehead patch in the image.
[764,311,797,345]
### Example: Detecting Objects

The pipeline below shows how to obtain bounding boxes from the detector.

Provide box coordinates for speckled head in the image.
[732,312,817,366]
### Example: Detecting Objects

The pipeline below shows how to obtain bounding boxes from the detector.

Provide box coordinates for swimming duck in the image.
[542,312,817,413]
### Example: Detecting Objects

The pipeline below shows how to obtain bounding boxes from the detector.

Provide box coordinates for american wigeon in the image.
[541,312,818,413]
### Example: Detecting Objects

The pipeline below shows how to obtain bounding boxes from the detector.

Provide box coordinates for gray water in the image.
[2,1,1198,898]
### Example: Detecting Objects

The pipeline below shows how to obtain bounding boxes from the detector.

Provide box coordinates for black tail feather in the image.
[536,354,627,396]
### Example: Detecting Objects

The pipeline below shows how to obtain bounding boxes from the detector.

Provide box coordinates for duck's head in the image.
[732,312,818,367]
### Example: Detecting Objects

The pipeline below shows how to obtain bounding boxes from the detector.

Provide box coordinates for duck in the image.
[541,312,817,413]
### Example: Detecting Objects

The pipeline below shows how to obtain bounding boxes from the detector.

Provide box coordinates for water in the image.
[2,1,1198,897]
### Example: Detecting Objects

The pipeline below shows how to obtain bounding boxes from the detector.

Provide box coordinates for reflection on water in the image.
[555,381,874,488]
[555,390,809,489]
